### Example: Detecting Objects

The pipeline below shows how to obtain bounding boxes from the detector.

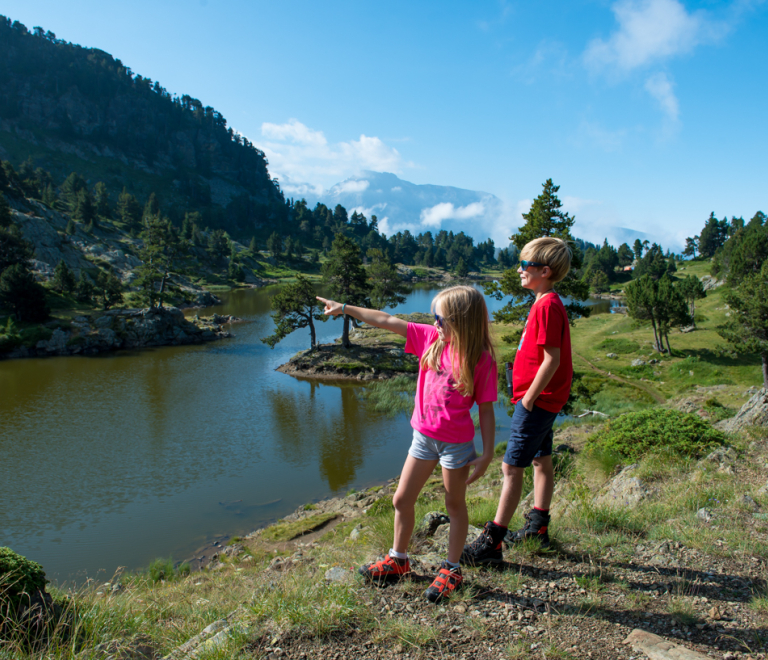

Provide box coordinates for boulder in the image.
[594,464,655,509]
[606,353,618,359]
[324,567,355,584]
[429,523,483,554]
[715,388,768,433]
[631,359,646,367]
[700,275,724,291]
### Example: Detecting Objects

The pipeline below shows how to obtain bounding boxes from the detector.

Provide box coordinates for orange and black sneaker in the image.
[460,521,505,566]
[359,554,411,584]
[504,509,550,549]
[425,562,463,603]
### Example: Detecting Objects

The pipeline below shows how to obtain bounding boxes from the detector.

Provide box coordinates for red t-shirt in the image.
[405,323,498,444]
[512,292,573,413]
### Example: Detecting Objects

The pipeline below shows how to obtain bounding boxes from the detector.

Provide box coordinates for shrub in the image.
[585,408,726,461]
[147,557,175,582]
[0,547,48,609]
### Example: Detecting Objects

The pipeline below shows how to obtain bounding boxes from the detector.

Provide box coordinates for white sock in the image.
[389,548,407,560]
[445,560,460,571]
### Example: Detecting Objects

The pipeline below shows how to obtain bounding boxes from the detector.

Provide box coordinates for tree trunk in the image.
[158,272,167,308]
[650,317,662,352]
[690,301,696,329]
[309,315,317,349]
[763,352,768,390]
[342,314,351,348]
[665,330,672,355]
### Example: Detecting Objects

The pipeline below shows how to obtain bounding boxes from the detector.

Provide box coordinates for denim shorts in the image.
[408,429,477,470]
[503,400,559,468]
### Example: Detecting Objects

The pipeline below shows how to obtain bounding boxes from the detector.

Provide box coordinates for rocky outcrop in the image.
[700,275,724,291]
[0,307,234,360]
[594,464,656,509]
[715,388,768,433]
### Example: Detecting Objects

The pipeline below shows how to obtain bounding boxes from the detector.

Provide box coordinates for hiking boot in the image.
[425,562,463,603]
[504,509,550,549]
[359,554,411,584]
[460,521,505,566]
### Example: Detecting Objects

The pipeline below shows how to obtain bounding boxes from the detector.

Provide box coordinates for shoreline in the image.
[0,306,242,361]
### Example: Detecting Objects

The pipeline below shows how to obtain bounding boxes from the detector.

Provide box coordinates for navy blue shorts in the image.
[503,400,559,468]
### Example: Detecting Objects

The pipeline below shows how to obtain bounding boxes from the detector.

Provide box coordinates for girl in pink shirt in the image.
[318,285,497,603]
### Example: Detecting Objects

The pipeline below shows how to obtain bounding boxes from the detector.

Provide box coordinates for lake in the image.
[0,284,618,583]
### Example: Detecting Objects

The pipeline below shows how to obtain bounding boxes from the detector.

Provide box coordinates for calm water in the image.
[0,285,617,582]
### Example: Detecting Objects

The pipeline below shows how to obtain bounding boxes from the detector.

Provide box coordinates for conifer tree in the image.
[137,214,185,308]
[74,273,94,303]
[678,275,706,328]
[52,260,76,294]
[117,188,142,229]
[0,192,11,228]
[94,182,110,218]
[455,257,468,278]
[485,179,589,325]
[93,269,124,310]
[322,234,370,348]
[0,223,32,271]
[718,261,768,389]
[266,232,282,264]
[0,263,49,322]
[261,274,327,349]
[367,248,406,310]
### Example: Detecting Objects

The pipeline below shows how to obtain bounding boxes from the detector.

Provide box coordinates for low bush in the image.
[585,408,726,460]
[0,547,48,609]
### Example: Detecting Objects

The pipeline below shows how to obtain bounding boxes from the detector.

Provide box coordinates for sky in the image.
[1,0,766,248]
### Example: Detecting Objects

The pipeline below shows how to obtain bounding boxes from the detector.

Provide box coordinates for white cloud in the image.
[333,180,370,195]
[419,202,486,228]
[584,0,724,72]
[644,72,679,121]
[391,186,402,192]
[253,119,406,195]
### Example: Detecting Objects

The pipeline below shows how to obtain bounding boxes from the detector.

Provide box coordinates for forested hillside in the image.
[0,16,286,236]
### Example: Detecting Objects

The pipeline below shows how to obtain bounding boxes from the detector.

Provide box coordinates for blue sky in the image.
[2,0,766,248]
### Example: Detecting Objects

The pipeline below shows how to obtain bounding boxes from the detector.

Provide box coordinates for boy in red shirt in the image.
[462,237,573,564]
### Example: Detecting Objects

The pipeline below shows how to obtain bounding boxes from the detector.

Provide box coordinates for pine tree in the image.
[367,248,406,310]
[626,275,663,352]
[322,234,370,348]
[0,263,49,322]
[93,269,124,310]
[0,192,11,228]
[65,218,76,235]
[248,236,257,254]
[266,232,282,264]
[632,239,644,261]
[455,257,469,278]
[0,223,32,271]
[678,275,706,328]
[261,274,327,349]
[74,189,97,227]
[52,260,76,294]
[485,179,589,325]
[74,273,95,303]
[117,188,142,229]
[94,182,110,218]
[718,261,768,389]
[683,236,699,259]
[137,214,185,308]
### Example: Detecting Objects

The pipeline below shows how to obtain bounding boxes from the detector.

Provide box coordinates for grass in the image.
[258,512,337,543]
[668,597,700,626]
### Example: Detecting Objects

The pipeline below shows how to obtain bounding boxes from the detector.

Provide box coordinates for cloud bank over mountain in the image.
[300,171,673,250]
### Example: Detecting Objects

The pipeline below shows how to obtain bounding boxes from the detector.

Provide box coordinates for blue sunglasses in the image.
[519,259,548,271]
[434,313,445,327]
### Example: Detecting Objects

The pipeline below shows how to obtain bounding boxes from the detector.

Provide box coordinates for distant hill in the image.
[0,16,285,237]
[302,171,506,244]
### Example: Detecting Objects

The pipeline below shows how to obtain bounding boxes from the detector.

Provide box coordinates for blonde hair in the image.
[520,237,572,282]
[421,286,496,398]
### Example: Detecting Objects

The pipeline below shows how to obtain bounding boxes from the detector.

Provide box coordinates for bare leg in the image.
[442,464,471,564]
[494,463,526,528]
[392,455,438,554]
[532,456,554,510]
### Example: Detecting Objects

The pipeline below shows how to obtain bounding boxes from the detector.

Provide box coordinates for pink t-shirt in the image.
[405,323,498,444]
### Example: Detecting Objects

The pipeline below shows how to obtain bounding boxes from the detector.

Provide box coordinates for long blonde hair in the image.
[421,285,496,397]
